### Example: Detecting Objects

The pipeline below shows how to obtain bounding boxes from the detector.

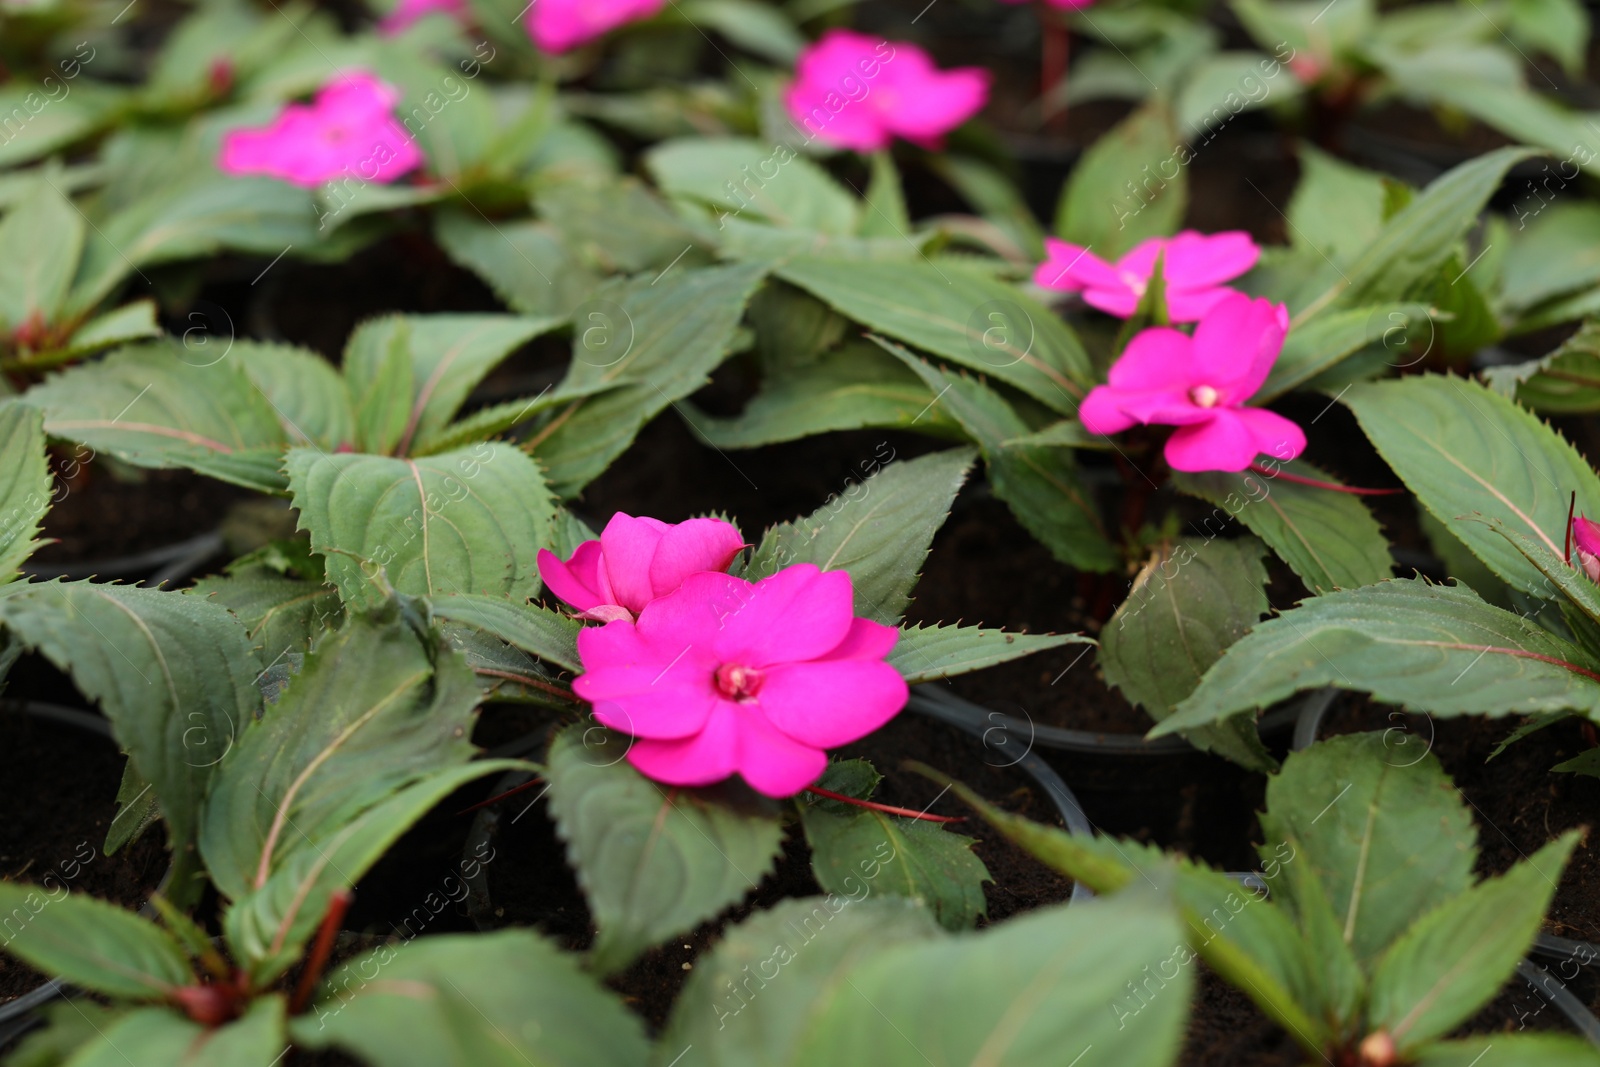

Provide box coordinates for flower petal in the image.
[1078,385,1136,435]
[647,517,745,596]
[1034,239,1120,292]
[819,618,899,661]
[584,684,718,740]
[883,67,990,142]
[635,570,755,653]
[1163,406,1303,472]
[1161,231,1260,290]
[1107,327,1196,391]
[599,513,668,613]
[712,564,855,667]
[757,660,908,748]
[1189,294,1286,400]
[625,705,742,788]
[539,544,603,611]
[1234,406,1306,465]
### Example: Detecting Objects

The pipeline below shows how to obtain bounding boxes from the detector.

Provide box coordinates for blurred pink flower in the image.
[1034,230,1260,322]
[218,71,422,187]
[378,0,466,35]
[784,30,989,152]
[574,564,908,797]
[1079,293,1305,472]
[526,0,664,53]
[1573,516,1600,582]
[537,514,745,623]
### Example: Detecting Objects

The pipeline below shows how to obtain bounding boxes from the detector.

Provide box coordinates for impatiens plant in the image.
[936,732,1595,1066]
[528,0,665,53]
[1035,229,1260,321]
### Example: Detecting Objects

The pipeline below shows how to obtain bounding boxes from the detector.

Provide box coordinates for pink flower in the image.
[537,514,745,623]
[378,0,466,35]
[1034,230,1260,322]
[1079,293,1305,473]
[218,72,423,188]
[526,0,664,53]
[573,565,908,797]
[1573,516,1600,582]
[784,30,989,152]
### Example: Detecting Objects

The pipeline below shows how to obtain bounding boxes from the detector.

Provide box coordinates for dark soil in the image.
[28,466,249,570]
[0,709,171,1004]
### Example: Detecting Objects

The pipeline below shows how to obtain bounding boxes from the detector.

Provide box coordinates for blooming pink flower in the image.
[537,514,745,623]
[1034,230,1260,322]
[784,30,990,152]
[573,564,908,797]
[378,0,466,35]
[526,0,664,53]
[1079,293,1305,473]
[1573,516,1600,582]
[218,72,423,188]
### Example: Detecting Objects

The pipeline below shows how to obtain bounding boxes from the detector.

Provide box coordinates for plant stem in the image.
[456,775,545,816]
[1249,464,1403,495]
[804,785,965,823]
[1041,7,1070,131]
[290,890,353,1014]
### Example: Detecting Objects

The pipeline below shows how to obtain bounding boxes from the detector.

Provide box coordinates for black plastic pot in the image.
[0,701,168,1044]
[23,529,225,588]
[460,696,1100,929]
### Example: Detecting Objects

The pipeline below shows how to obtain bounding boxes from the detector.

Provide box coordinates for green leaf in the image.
[861,150,911,239]
[1343,374,1600,595]
[1156,579,1600,737]
[886,623,1090,684]
[1303,147,1538,316]
[70,175,316,315]
[692,341,960,448]
[533,170,703,274]
[1369,833,1578,1051]
[928,155,1047,261]
[346,317,416,456]
[343,314,561,457]
[742,446,975,624]
[0,580,263,854]
[1102,536,1275,770]
[683,0,805,62]
[428,592,582,673]
[1257,302,1432,401]
[645,137,856,234]
[44,299,164,364]
[1482,319,1600,414]
[1285,144,1388,266]
[53,998,287,1067]
[1415,1035,1600,1067]
[658,896,941,1067]
[296,931,649,1067]
[531,263,767,495]
[1171,461,1393,593]
[201,605,508,982]
[791,889,1191,1067]
[434,209,601,318]
[877,342,1116,572]
[1055,98,1185,260]
[544,725,784,975]
[927,773,1330,1052]
[799,760,988,929]
[1258,733,1477,967]
[188,566,342,662]
[0,882,189,999]
[0,401,51,582]
[232,341,356,450]
[0,169,84,329]
[1500,202,1600,312]
[777,258,1088,412]
[1506,0,1589,75]
[28,341,290,492]
[0,88,111,170]
[1176,53,1294,138]
[285,443,556,611]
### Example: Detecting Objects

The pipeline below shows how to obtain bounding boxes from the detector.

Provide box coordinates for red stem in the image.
[290,890,352,1014]
[1040,8,1069,130]
[804,786,965,823]
[1249,464,1403,496]
[1405,641,1600,685]
[456,776,544,816]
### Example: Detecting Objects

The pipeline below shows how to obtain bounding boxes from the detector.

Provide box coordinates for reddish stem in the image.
[472,668,581,703]
[1249,464,1403,496]
[1566,490,1577,565]
[456,776,545,816]
[1040,10,1070,130]
[804,786,965,823]
[1404,641,1600,685]
[290,890,352,1015]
